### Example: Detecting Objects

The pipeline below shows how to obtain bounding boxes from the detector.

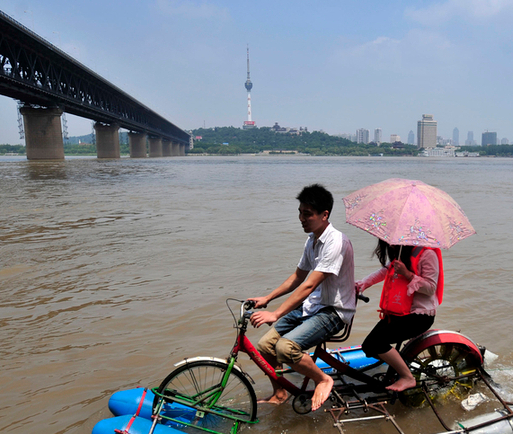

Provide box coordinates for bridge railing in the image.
[0,10,189,145]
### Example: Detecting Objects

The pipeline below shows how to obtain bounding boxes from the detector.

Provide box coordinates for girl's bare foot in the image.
[385,376,417,392]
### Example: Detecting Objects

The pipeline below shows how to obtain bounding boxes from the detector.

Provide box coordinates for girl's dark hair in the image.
[373,239,413,270]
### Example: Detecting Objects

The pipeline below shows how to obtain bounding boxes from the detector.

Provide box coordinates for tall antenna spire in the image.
[243,45,256,129]
[246,46,252,87]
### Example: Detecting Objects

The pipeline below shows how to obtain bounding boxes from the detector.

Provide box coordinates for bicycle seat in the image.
[325,292,362,344]
[326,315,354,343]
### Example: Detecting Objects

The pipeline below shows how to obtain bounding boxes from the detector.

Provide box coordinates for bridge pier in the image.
[171,142,180,156]
[148,137,162,157]
[20,106,65,160]
[128,132,147,158]
[95,123,120,159]
[162,139,171,157]
[179,143,186,156]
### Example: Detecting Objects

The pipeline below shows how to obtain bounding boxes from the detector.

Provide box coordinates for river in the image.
[1,155,513,434]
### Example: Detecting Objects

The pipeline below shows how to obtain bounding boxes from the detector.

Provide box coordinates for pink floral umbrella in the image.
[343,178,476,249]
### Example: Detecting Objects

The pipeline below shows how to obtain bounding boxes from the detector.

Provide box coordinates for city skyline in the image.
[1,1,513,145]
[336,121,507,147]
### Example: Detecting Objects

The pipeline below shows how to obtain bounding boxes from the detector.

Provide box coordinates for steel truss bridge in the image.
[0,10,189,145]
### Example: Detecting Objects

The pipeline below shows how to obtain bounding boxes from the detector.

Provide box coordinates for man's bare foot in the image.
[311,375,334,411]
[257,392,289,405]
[385,376,417,392]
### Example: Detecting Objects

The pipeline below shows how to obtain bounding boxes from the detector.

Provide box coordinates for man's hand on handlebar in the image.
[249,310,278,328]
[246,296,269,309]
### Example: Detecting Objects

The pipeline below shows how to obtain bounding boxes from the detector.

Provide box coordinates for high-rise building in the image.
[374,128,382,145]
[356,128,370,144]
[407,130,414,145]
[417,114,437,149]
[501,138,509,145]
[243,46,256,129]
[453,127,459,146]
[390,134,401,143]
[465,131,475,146]
[482,131,497,146]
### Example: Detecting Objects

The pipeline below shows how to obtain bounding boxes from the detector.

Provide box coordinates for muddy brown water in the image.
[1,155,513,434]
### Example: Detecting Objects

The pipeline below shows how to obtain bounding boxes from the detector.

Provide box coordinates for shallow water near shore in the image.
[1,155,513,434]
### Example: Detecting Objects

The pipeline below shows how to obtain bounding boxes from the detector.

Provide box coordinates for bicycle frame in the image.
[229,302,389,400]
[152,299,506,434]
[228,300,486,402]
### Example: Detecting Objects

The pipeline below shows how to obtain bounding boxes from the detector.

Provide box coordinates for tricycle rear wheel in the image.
[400,339,482,406]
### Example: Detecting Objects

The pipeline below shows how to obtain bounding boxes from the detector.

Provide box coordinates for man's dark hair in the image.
[296,184,334,217]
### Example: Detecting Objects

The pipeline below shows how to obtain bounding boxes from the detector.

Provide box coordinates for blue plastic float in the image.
[92,346,379,433]
[93,388,196,434]
[311,345,379,373]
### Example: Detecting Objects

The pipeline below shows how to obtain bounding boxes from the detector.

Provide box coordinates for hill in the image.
[190,126,418,156]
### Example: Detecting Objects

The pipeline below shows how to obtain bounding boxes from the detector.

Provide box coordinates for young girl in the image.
[356,240,443,392]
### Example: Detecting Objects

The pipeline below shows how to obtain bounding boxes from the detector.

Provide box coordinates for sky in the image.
[1,0,513,145]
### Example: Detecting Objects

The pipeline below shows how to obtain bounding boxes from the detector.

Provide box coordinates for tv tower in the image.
[243,45,256,129]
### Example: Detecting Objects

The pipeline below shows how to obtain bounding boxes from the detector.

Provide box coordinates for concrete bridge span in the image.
[0,10,189,159]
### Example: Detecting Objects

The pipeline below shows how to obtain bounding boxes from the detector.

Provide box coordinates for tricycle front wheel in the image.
[153,360,257,426]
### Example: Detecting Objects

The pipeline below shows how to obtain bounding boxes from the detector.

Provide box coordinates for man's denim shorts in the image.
[274,305,345,350]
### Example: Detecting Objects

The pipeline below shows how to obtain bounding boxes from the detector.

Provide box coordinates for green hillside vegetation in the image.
[0,144,26,154]
[459,144,513,157]
[3,128,513,157]
[61,143,130,155]
[189,127,418,156]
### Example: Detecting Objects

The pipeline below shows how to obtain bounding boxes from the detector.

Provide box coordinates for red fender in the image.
[401,329,483,366]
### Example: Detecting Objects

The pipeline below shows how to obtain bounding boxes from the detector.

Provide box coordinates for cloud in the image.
[156,0,230,20]
[330,30,454,73]
[330,36,401,71]
[405,0,513,26]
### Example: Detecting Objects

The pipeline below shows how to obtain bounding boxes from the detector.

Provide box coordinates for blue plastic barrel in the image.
[92,414,185,434]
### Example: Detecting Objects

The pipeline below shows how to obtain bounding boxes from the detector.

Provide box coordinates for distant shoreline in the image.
[2,153,510,159]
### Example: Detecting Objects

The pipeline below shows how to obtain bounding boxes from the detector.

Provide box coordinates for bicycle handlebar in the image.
[244,300,256,310]
[358,293,370,303]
